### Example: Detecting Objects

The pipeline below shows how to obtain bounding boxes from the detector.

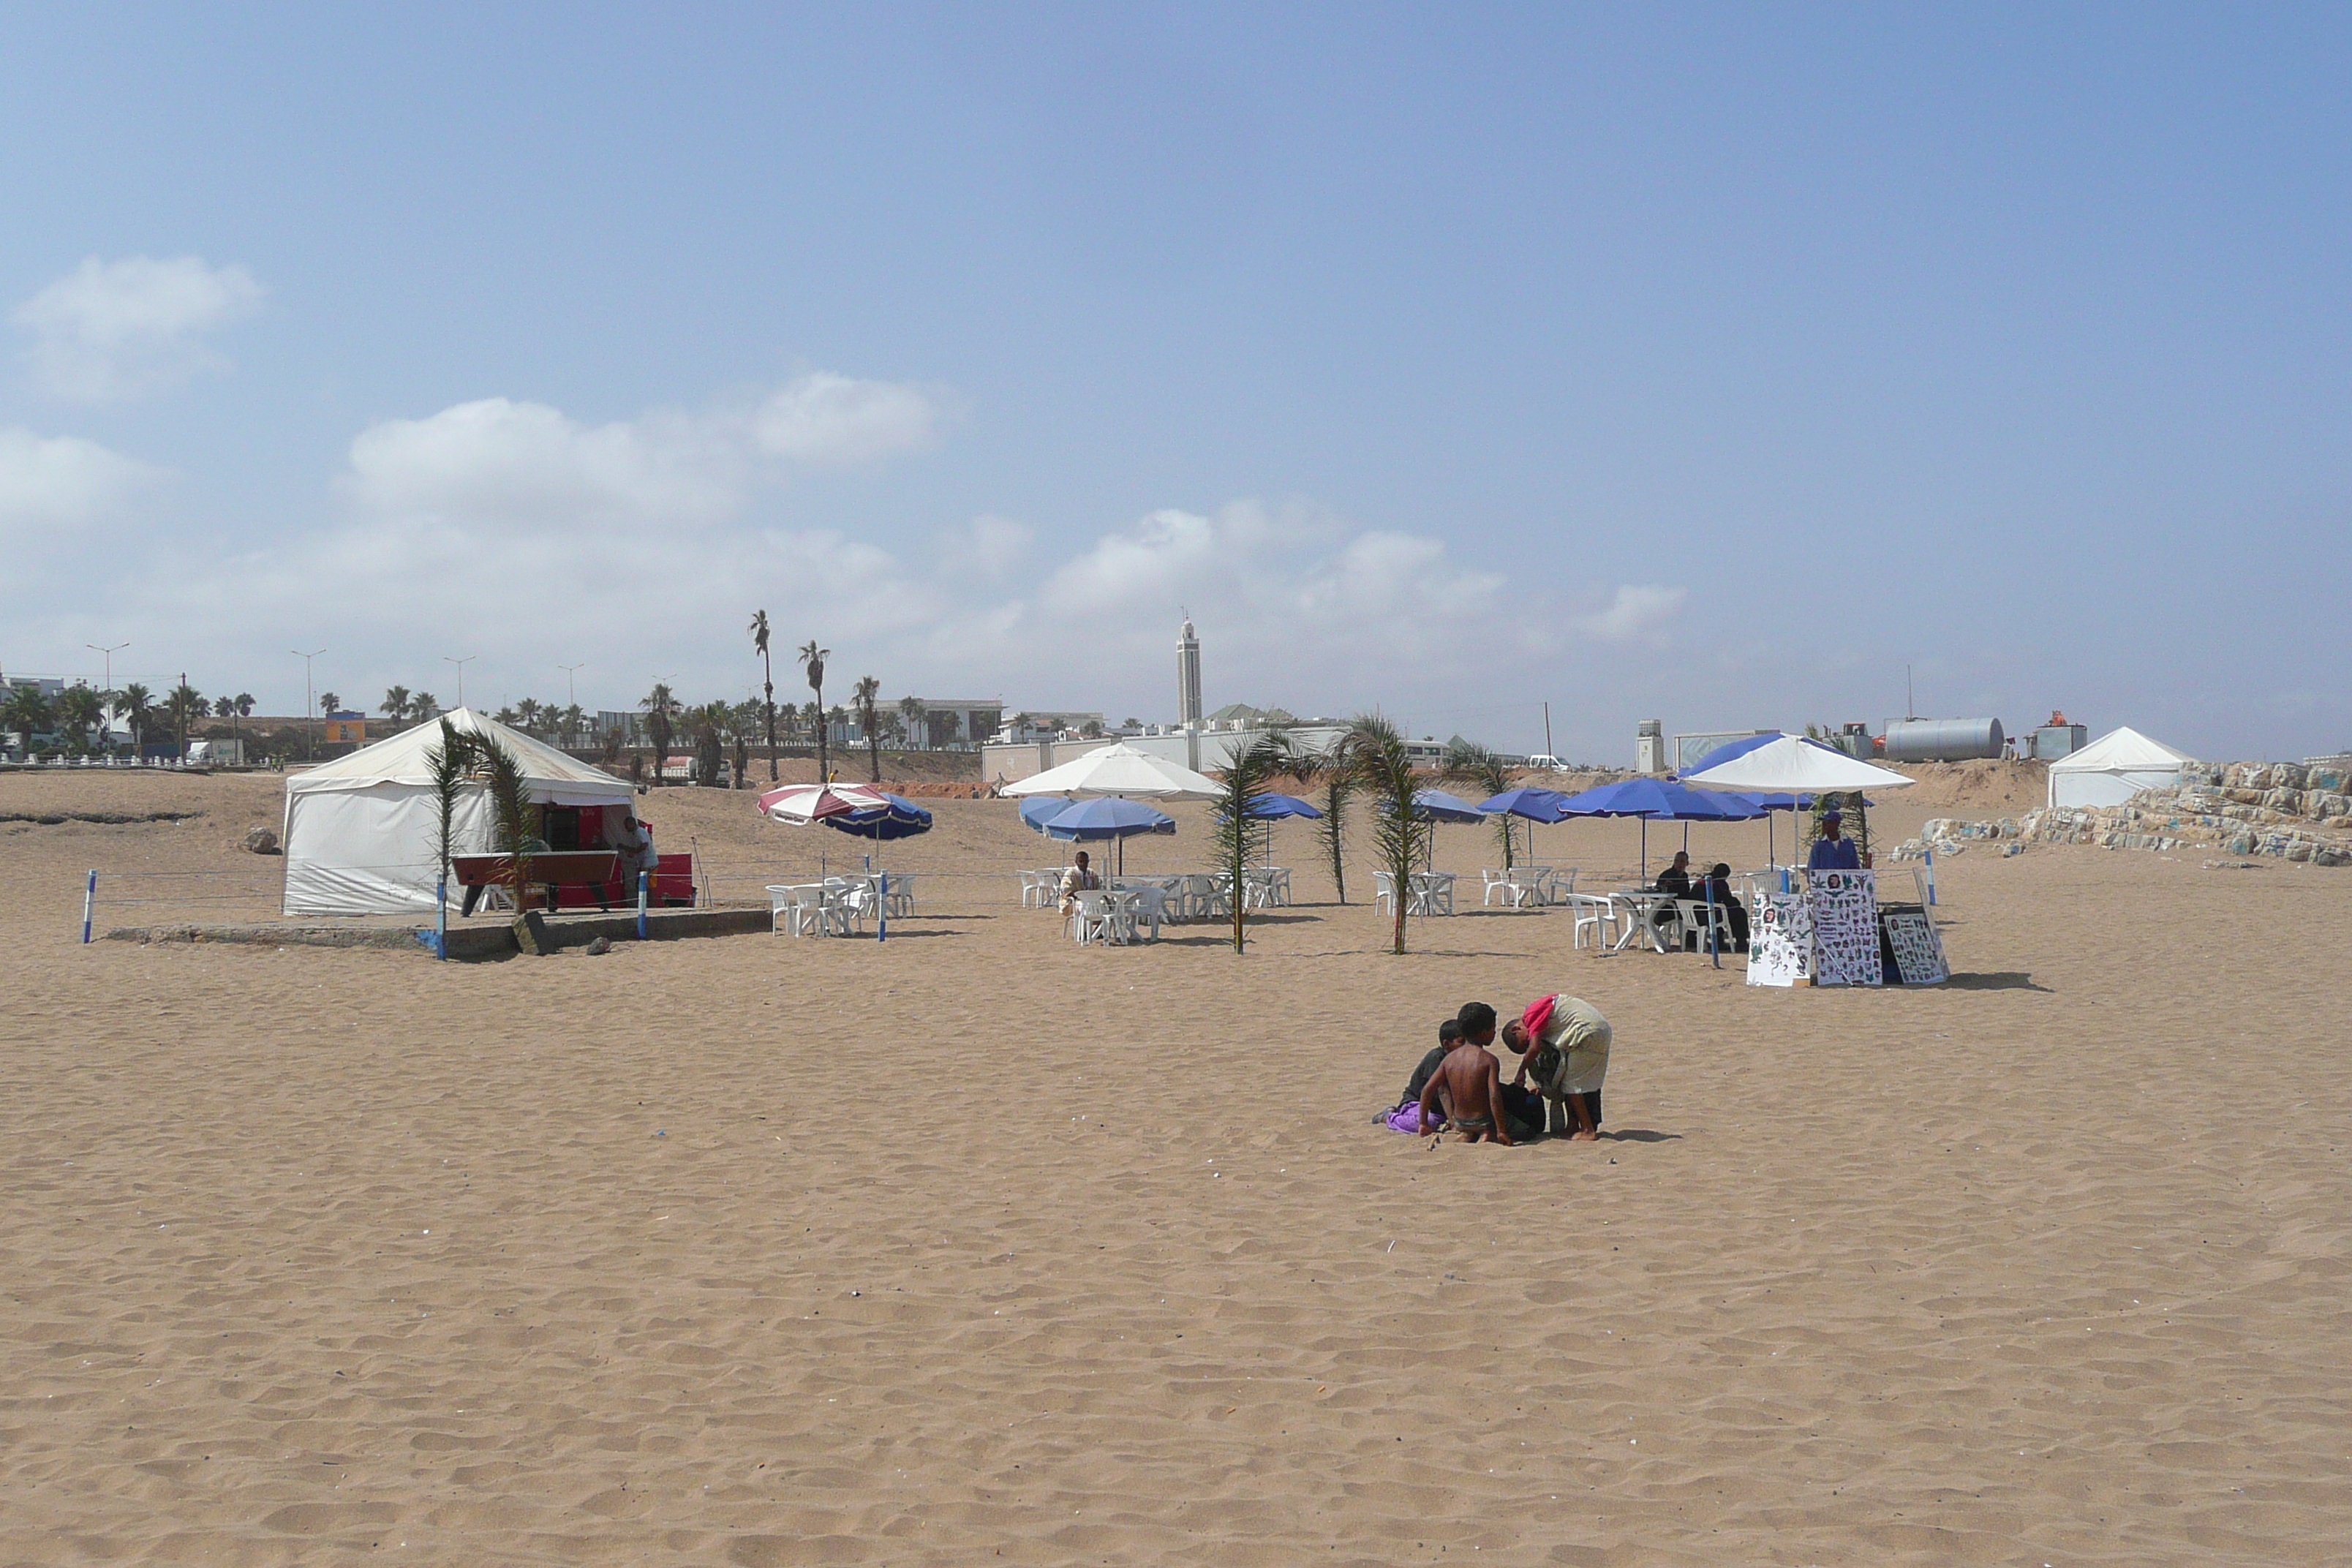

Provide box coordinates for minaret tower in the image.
[1176,615,1204,729]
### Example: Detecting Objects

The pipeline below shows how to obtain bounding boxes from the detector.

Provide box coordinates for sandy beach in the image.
[3,765,2347,1566]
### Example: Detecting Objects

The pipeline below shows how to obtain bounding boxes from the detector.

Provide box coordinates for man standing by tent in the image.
[1808,808,1862,870]
[612,813,657,907]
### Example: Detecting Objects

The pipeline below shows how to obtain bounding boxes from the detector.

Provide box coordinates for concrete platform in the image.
[104,905,772,958]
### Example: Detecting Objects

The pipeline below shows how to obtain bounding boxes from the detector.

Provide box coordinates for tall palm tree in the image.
[797,640,830,780]
[750,610,778,782]
[853,675,883,782]
[58,685,105,753]
[166,683,205,761]
[640,683,679,785]
[5,682,54,755]
[382,685,412,723]
[1441,739,1516,869]
[1284,740,1357,905]
[728,699,761,788]
[1345,714,1431,955]
[897,694,926,750]
[411,690,440,720]
[233,692,254,755]
[515,697,543,735]
[319,691,341,715]
[1210,731,1294,954]
[113,684,154,755]
[682,700,727,787]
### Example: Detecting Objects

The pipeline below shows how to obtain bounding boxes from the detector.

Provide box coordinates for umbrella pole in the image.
[1640,819,1648,881]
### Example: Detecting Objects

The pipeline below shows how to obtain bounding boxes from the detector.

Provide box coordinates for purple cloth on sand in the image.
[1384,1103,1432,1134]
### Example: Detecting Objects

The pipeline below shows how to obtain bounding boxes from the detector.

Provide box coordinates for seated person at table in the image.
[1501,994,1613,1140]
[1700,862,1751,951]
[1808,809,1862,870]
[1058,850,1101,913]
[1652,850,1694,942]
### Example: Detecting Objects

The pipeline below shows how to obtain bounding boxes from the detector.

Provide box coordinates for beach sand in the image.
[3,766,2347,1565]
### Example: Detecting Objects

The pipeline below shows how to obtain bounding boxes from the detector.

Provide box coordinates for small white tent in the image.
[2046,725,2195,810]
[282,708,634,916]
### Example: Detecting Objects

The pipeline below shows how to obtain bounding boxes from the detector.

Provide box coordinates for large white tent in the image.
[1681,733,1915,794]
[2046,726,2195,810]
[282,708,634,916]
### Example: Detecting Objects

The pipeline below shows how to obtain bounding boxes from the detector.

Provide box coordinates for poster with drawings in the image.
[1805,869,1882,987]
[1882,910,1950,985]
[1745,889,1812,987]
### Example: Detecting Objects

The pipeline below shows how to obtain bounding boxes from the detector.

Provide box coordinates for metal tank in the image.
[1881,717,2005,762]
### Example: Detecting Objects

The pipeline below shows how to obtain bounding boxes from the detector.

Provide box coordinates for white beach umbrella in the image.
[1000,740,1223,801]
[1682,734,1915,794]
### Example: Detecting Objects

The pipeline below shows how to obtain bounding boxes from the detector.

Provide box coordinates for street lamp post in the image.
[86,641,127,749]
[292,647,325,761]
[445,655,476,711]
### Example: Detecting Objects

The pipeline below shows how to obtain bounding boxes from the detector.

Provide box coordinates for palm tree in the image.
[515,698,543,736]
[561,703,585,748]
[641,684,679,785]
[853,675,883,782]
[897,695,927,751]
[1345,714,1432,955]
[728,700,761,788]
[1441,739,1516,870]
[750,610,778,782]
[212,696,234,718]
[58,685,105,753]
[319,691,341,715]
[5,682,54,755]
[1284,741,1357,905]
[113,684,154,756]
[167,683,205,761]
[382,686,412,724]
[233,692,254,756]
[682,701,726,787]
[411,691,440,720]
[798,640,831,779]
[1210,731,1295,954]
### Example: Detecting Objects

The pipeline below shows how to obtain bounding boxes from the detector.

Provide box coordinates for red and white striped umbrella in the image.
[755,782,894,824]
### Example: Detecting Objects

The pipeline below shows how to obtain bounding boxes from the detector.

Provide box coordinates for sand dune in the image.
[2,767,2346,1564]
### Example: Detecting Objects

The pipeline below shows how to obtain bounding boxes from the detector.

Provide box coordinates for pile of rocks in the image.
[1888,760,2352,868]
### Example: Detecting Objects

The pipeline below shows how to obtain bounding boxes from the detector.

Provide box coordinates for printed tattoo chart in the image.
[1745,889,1812,987]
[1882,909,1950,985]
[1806,869,1882,986]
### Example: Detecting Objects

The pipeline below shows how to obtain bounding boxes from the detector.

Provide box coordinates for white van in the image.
[1526,754,1569,772]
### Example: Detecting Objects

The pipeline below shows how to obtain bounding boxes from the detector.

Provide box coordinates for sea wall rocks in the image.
[1888,759,2352,869]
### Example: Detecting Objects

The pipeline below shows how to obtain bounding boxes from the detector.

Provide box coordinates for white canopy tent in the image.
[1682,734,1915,794]
[2046,726,2195,810]
[999,740,1223,801]
[282,708,634,916]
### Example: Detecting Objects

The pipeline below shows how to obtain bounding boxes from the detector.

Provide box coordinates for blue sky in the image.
[2,4,2346,761]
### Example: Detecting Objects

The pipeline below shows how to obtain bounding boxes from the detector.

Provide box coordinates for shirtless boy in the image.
[1418,1002,1515,1142]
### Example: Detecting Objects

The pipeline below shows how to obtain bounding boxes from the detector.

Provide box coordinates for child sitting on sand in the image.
[1381,1019,1463,1131]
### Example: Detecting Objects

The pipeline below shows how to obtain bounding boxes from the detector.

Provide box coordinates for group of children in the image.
[1379,993,1615,1145]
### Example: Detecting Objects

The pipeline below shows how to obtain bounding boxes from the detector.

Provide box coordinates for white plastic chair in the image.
[881,872,915,918]
[1480,869,1512,906]
[1409,871,1456,916]
[1126,885,1166,941]
[1374,870,1399,913]
[1068,889,1123,946]
[1675,897,1733,956]
[1018,870,1047,908]
[1567,893,1619,951]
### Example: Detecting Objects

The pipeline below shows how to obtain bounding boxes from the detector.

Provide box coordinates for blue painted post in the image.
[81,869,96,944]
[636,870,648,941]
[877,870,888,943]
[1923,846,1939,906]
[1705,879,1719,969]
[435,876,448,960]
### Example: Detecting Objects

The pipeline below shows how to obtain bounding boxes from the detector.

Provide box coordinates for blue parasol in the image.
[824,793,934,841]
[1556,777,1765,878]
[1243,793,1324,819]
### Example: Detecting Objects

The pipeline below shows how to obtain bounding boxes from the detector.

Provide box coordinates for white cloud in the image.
[1581,583,1686,641]
[342,398,744,530]
[750,372,939,463]
[13,256,263,402]
[0,426,165,537]
[337,372,943,532]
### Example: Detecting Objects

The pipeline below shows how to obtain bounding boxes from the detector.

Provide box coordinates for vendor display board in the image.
[1881,909,1950,986]
[1805,869,1882,987]
[1745,890,1812,987]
